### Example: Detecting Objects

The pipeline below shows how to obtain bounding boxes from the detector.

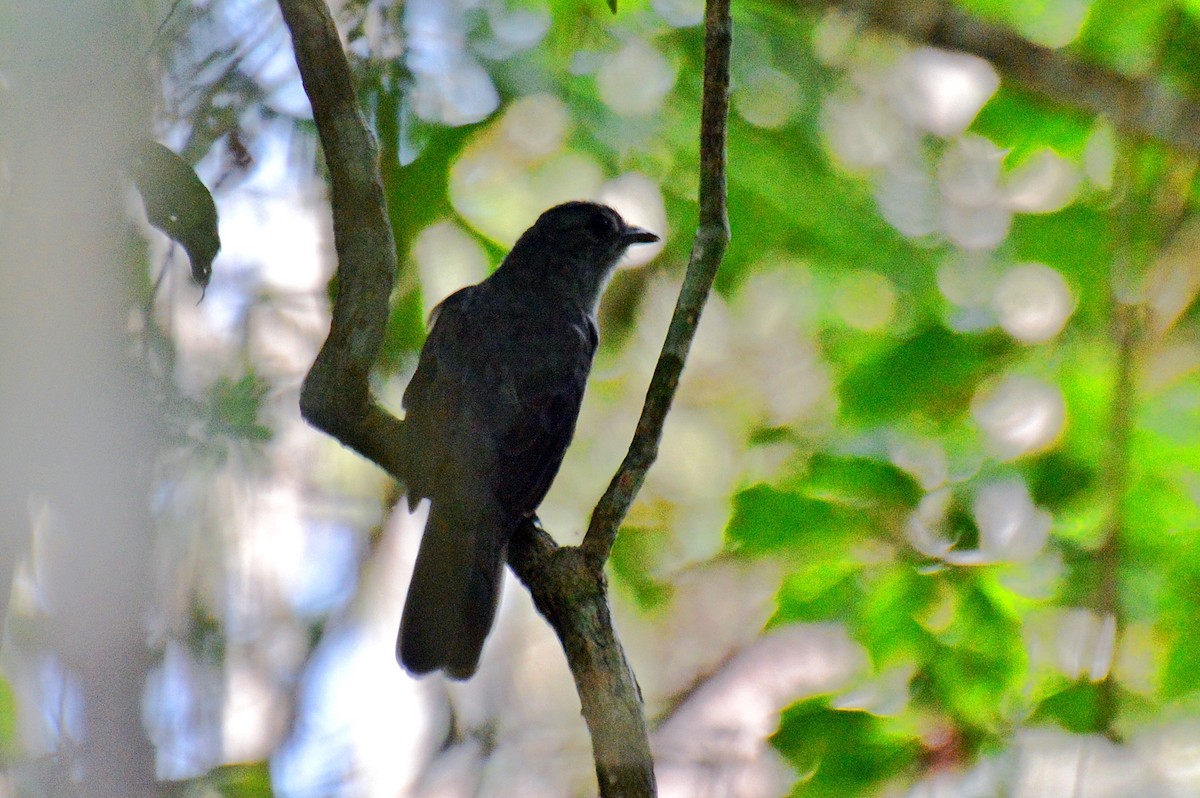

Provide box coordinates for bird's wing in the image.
[494,316,598,515]
[401,286,478,501]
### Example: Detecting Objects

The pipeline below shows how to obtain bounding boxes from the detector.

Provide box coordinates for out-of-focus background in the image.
[3,0,1200,796]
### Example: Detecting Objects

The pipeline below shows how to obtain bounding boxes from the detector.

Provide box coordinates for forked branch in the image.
[276,0,732,794]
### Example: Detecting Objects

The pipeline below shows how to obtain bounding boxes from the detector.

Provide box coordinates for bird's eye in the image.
[585,211,615,237]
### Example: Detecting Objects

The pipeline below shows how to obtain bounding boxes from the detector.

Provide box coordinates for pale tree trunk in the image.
[0,3,159,796]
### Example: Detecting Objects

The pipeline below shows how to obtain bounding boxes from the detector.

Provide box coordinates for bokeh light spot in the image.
[1004,149,1081,213]
[597,40,676,117]
[895,48,998,137]
[734,68,802,129]
[833,270,897,331]
[972,374,1066,459]
[970,478,1051,563]
[500,94,569,160]
[875,158,939,238]
[992,262,1075,344]
[413,221,491,315]
[598,173,667,268]
[653,0,704,28]
[821,92,907,169]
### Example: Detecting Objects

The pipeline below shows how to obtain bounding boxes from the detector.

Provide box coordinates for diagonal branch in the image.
[798,0,1200,155]
[278,0,410,480]
[582,0,732,566]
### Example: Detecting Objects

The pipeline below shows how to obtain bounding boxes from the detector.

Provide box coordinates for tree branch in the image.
[277,0,410,479]
[798,0,1200,155]
[508,524,656,797]
[582,0,732,565]
[277,0,732,794]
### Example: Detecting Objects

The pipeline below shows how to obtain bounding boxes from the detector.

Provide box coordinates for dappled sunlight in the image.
[272,505,433,798]
[888,433,950,491]
[653,0,704,28]
[817,14,1090,260]
[450,95,607,243]
[904,488,956,559]
[598,173,668,267]
[1012,729,1146,797]
[938,136,1005,208]
[833,663,915,715]
[413,221,491,314]
[906,478,1053,566]
[734,67,803,130]
[822,91,908,170]
[972,374,1066,459]
[654,625,864,798]
[1025,607,1116,683]
[597,40,677,118]
[620,559,786,715]
[404,0,500,126]
[895,48,999,138]
[875,156,941,238]
[992,262,1075,343]
[1003,150,1081,213]
[964,478,1051,564]
[833,270,897,331]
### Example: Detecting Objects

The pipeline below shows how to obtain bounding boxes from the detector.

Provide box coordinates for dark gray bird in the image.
[398,201,659,679]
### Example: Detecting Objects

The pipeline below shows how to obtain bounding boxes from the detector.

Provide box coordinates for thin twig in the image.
[582,0,732,566]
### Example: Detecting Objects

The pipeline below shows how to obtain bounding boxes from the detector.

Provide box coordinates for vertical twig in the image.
[1093,127,1144,740]
[581,0,732,565]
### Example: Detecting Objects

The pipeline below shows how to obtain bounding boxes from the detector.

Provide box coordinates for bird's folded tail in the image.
[398,501,511,680]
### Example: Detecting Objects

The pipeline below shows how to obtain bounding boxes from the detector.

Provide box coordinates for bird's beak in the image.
[622,226,660,245]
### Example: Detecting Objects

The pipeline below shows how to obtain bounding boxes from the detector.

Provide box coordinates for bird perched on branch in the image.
[398,201,659,679]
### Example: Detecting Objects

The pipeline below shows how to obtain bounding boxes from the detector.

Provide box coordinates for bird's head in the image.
[502,201,660,307]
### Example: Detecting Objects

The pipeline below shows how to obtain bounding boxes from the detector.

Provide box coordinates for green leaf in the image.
[610,526,674,609]
[838,326,1014,424]
[973,85,1093,161]
[775,561,861,623]
[1027,451,1097,511]
[1008,208,1112,326]
[725,484,869,557]
[1077,0,1173,75]
[1028,681,1107,733]
[787,453,923,514]
[0,674,17,758]
[208,374,273,443]
[855,566,938,667]
[1160,560,1200,699]
[772,700,921,797]
[211,762,274,798]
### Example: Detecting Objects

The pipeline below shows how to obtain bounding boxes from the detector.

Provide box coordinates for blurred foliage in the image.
[7,0,1200,795]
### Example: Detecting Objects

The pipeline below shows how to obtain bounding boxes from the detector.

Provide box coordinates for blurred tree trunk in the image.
[0,3,159,796]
